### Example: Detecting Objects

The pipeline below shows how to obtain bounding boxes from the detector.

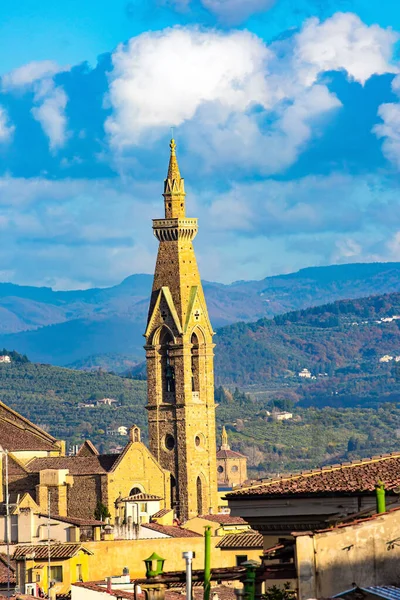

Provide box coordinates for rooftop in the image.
[141,523,202,538]
[0,553,16,585]
[0,400,58,453]
[13,543,93,560]
[228,452,400,497]
[217,449,247,459]
[27,454,120,475]
[216,531,263,549]
[38,513,104,527]
[198,514,248,525]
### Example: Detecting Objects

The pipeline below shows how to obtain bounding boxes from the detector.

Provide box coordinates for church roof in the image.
[0,399,59,452]
[217,449,246,459]
[26,454,119,475]
[228,452,400,498]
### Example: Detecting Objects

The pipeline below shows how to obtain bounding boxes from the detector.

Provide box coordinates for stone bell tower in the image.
[145,139,218,521]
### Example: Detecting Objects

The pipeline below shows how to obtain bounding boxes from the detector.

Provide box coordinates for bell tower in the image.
[145,139,218,521]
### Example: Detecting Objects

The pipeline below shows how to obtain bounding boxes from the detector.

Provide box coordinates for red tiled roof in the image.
[217,449,246,459]
[38,514,104,527]
[198,514,248,525]
[0,553,16,584]
[228,453,400,497]
[121,493,162,502]
[13,543,93,560]
[216,531,263,549]
[0,400,58,452]
[152,508,173,519]
[141,523,202,538]
[26,454,120,475]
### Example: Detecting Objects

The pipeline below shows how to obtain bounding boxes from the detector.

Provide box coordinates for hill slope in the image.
[214,292,400,406]
[1,262,400,366]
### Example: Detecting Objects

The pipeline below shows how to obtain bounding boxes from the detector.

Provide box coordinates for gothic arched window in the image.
[191,332,200,393]
[159,327,175,400]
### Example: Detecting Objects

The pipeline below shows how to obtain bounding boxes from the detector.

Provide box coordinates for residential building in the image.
[227,452,400,547]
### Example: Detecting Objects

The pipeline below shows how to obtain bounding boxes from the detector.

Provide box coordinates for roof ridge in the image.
[229,451,400,494]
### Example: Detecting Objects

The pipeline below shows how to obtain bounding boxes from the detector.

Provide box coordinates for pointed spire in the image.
[221,426,230,450]
[163,138,185,219]
[167,139,181,181]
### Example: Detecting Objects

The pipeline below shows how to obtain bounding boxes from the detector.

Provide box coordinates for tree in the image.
[94,501,111,521]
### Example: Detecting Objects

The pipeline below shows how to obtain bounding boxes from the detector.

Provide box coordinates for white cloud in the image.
[2,60,65,90]
[106,14,397,175]
[31,79,68,151]
[374,74,400,169]
[0,106,14,142]
[295,12,398,86]
[106,28,271,147]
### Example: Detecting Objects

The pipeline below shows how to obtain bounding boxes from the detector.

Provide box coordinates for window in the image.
[50,566,63,583]
[217,466,224,473]
[231,466,239,473]
[165,434,175,450]
[140,503,147,513]
[130,487,142,496]
[236,555,248,566]
[76,564,83,582]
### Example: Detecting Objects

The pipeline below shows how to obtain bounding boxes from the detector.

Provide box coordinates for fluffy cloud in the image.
[106,28,271,146]
[1,60,64,90]
[106,14,397,175]
[31,79,68,151]
[295,12,398,86]
[374,74,400,169]
[0,106,14,142]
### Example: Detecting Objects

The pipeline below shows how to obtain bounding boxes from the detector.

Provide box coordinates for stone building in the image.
[144,138,218,520]
[216,427,247,489]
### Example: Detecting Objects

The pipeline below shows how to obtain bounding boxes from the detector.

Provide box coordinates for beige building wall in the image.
[295,508,400,599]
[105,441,171,520]
[84,536,262,580]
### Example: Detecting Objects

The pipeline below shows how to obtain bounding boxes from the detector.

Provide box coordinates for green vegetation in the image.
[0,361,147,453]
[217,389,400,477]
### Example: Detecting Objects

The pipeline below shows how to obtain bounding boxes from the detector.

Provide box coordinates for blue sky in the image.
[0,0,400,289]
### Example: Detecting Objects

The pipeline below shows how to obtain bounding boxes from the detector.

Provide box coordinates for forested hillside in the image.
[214,293,400,406]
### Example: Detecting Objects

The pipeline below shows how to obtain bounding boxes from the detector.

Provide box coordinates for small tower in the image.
[216,427,248,489]
[144,139,218,521]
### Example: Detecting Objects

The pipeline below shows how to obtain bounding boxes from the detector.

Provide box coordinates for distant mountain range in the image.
[0,262,400,366]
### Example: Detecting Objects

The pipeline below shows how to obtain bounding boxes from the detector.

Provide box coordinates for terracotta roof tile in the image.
[0,400,58,452]
[141,523,202,538]
[228,453,400,497]
[38,514,104,527]
[13,544,92,560]
[217,449,246,459]
[216,531,263,549]
[0,553,15,584]
[27,455,120,475]
[121,493,162,502]
[152,508,173,519]
[198,514,248,525]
